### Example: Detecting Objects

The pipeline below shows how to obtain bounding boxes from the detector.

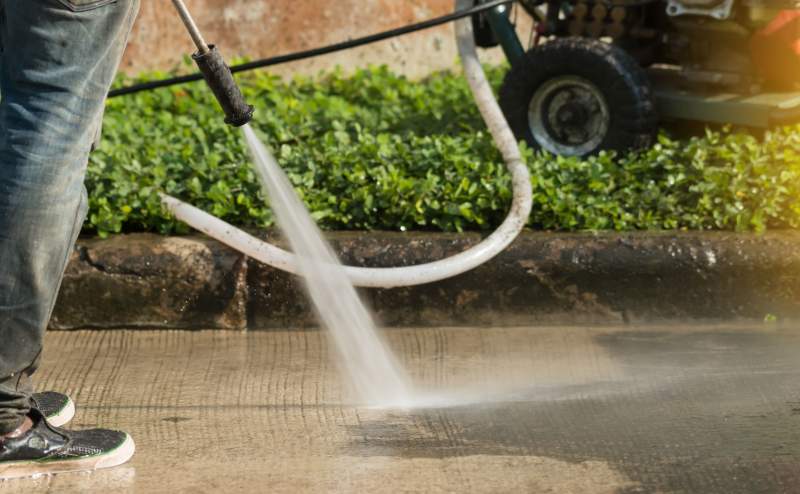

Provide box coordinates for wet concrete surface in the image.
[4,325,799,493]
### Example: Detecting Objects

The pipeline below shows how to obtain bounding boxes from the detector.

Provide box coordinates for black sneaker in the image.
[0,409,135,480]
[31,392,75,428]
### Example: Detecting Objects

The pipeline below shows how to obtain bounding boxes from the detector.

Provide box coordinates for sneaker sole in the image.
[0,433,135,481]
[44,398,76,428]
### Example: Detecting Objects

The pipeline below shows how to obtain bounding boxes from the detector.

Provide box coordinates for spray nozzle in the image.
[192,46,254,127]
[171,0,254,127]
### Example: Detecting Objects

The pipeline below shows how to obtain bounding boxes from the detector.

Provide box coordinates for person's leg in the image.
[0,365,35,436]
[0,0,139,435]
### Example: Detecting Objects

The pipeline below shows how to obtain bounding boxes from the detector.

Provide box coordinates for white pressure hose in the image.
[161,0,533,288]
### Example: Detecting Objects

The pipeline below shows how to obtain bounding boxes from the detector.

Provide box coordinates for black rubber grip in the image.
[192,45,254,127]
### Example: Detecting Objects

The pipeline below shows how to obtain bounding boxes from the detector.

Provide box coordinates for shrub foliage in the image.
[87,65,800,236]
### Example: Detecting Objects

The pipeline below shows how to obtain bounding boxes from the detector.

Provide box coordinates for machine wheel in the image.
[499,37,657,157]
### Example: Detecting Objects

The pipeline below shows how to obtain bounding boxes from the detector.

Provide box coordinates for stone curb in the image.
[50,231,800,329]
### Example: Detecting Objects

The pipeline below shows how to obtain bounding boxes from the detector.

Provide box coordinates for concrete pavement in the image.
[4,324,799,493]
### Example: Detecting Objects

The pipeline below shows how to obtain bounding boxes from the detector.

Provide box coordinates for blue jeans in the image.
[0,0,139,434]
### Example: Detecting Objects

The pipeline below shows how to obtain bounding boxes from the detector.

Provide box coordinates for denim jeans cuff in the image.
[0,370,34,435]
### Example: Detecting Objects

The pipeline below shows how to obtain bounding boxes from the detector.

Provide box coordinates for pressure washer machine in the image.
[475,0,800,155]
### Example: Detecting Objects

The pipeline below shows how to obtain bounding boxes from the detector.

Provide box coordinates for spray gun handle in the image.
[192,45,254,127]
[172,0,254,127]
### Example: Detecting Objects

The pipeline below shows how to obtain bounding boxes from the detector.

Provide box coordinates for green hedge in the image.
[87,65,800,237]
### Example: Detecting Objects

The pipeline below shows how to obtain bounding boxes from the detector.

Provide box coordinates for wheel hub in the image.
[528,76,610,156]
[556,101,589,127]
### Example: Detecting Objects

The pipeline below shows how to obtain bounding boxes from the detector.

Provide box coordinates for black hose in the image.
[109,0,515,98]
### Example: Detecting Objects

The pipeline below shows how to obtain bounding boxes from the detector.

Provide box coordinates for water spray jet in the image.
[165,0,533,407]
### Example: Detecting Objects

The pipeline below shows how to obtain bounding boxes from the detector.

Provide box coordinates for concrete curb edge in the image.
[50,231,800,329]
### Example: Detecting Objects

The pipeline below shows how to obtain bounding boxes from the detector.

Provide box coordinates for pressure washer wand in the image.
[170,0,254,126]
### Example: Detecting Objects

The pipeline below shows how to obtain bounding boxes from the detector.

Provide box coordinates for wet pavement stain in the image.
[161,416,192,424]
[346,328,800,494]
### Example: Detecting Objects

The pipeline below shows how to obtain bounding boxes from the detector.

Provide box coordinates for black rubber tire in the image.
[498,37,657,156]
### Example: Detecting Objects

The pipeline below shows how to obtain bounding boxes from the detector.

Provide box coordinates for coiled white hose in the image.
[161,0,532,288]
